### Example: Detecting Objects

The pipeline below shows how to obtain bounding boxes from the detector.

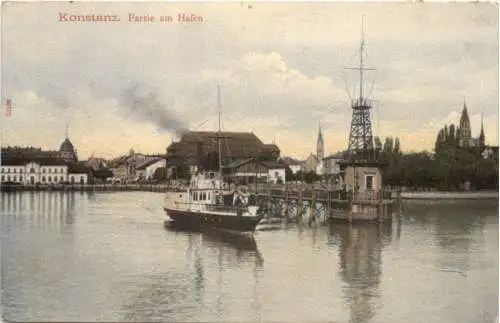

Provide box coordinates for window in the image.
[42,169,46,173]
[60,168,64,173]
[208,192,210,200]
[48,176,52,182]
[7,176,10,181]
[1,175,3,181]
[20,169,23,173]
[7,168,10,173]
[365,175,374,190]
[48,169,52,173]
[19,176,23,182]
[30,168,35,173]
[42,176,46,182]
[0,168,3,173]
[13,169,16,173]
[60,176,63,181]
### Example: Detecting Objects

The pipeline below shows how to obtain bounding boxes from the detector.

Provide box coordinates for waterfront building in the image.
[110,150,165,182]
[323,151,345,176]
[165,131,280,177]
[279,156,304,174]
[303,153,319,173]
[135,158,167,181]
[223,158,287,184]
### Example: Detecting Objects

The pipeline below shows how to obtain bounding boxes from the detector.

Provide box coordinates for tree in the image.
[394,137,401,155]
[92,167,113,180]
[285,167,295,182]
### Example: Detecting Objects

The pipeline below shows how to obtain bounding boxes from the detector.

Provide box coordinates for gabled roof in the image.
[68,162,91,174]
[279,156,304,166]
[136,158,165,170]
[224,157,287,171]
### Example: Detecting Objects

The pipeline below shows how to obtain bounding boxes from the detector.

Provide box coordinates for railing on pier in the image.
[249,185,394,202]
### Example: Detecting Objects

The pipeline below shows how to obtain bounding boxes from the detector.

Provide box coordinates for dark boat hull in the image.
[164,208,263,233]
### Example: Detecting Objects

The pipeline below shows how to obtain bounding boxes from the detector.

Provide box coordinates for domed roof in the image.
[60,138,74,152]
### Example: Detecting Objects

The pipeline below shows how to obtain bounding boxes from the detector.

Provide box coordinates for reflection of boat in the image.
[164,220,264,266]
[165,220,258,251]
[255,216,283,231]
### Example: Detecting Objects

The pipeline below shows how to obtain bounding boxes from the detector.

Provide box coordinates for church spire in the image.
[316,121,324,161]
[65,123,69,139]
[458,97,471,147]
[479,112,485,147]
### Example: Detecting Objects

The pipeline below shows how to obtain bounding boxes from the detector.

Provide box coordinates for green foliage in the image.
[285,167,295,182]
[377,133,498,191]
[92,167,113,179]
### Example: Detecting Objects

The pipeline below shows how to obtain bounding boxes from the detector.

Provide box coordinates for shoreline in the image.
[1,184,498,200]
[398,191,498,200]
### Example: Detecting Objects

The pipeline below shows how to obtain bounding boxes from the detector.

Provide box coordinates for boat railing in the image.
[174,201,252,213]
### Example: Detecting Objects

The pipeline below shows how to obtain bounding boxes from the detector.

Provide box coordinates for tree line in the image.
[373,125,497,190]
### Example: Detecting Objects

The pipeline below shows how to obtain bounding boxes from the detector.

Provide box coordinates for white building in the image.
[279,157,303,174]
[136,158,167,180]
[1,160,91,185]
[1,161,68,185]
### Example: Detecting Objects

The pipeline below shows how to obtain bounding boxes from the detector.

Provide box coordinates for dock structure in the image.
[251,185,398,224]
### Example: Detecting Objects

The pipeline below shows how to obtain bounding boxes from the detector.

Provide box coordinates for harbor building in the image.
[223,158,287,184]
[165,131,281,178]
[110,149,165,182]
[1,148,90,185]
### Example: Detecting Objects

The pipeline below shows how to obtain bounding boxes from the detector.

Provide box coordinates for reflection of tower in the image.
[330,223,392,323]
[345,18,376,162]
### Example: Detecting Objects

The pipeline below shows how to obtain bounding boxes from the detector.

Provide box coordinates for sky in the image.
[1,1,498,160]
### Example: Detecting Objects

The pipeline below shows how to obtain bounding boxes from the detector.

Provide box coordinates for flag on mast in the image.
[5,99,12,117]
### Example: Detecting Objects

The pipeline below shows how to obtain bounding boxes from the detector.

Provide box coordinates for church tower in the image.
[479,113,485,148]
[59,124,77,163]
[458,99,472,147]
[316,122,324,161]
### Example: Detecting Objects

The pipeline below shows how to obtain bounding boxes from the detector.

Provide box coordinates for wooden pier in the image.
[251,185,399,223]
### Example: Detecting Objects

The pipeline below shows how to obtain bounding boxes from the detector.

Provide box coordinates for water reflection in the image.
[328,222,393,323]
[164,222,264,268]
[0,191,78,233]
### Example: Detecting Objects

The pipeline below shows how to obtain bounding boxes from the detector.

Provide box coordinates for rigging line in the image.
[367,74,377,99]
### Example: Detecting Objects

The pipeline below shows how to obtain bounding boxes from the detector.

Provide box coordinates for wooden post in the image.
[311,186,316,224]
[267,184,272,216]
[284,187,289,219]
[297,187,302,218]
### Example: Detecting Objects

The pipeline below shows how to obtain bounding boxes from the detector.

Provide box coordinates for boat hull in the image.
[164,208,263,233]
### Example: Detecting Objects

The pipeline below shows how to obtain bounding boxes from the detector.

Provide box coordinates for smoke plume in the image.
[120,83,189,136]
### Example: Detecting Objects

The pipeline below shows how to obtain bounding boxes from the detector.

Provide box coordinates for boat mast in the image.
[217,85,222,174]
[359,17,365,104]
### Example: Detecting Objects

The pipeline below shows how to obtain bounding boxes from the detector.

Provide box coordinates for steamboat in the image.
[163,171,263,233]
[163,86,264,233]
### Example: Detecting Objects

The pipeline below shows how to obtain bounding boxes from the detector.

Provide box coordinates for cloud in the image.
[1,2,498,160]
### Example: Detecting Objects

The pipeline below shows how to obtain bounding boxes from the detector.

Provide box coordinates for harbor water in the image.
[0,191,498,322]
